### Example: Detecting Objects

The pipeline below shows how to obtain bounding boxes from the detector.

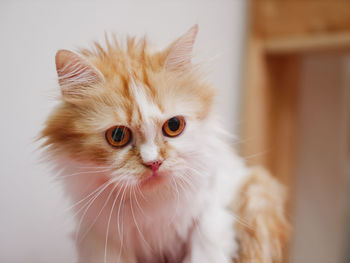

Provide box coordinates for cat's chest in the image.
[125,197,198,263]
[139,253,185,263]
[130,214,193,263]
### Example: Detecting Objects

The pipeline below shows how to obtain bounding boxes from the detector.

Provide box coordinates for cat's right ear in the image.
[163,24,198,71]
[55,50,104,101]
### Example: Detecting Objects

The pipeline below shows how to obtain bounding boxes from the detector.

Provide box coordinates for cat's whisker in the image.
[130,186,152,250]
[116,182,129,262]
[174,177,190,201]
[104,181,127,263]
[104,178,128,242]
[55,168,111,180]
[168,176,180,226]
[71,189,108,219]
[136,183,148,203]
[132,185,149,219]
[78,184,118,242]
[71,174,127,219]
[171,176,180,210]
[183,167,202,178]
[72,178,117,228]
[74,165,112,169]
[181,164,206,176]
[70,174,130,216]
[66,178,116,213]
[177,173,195,192]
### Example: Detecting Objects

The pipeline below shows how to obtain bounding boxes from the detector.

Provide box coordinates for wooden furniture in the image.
[242,1,350,262]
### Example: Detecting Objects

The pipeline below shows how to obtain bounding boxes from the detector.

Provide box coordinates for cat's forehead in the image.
[129,77,162,121]
[85,42,214,130]
[99,72,165,134]
[127,79,165,139]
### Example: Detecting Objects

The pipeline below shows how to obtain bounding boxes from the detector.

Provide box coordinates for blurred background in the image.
[0,0,349,263]
[243,1,350,263]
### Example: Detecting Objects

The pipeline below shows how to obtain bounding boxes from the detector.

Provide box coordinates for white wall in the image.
[0,1,246,262]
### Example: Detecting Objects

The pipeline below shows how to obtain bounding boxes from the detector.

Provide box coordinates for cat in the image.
[41,25,290,263]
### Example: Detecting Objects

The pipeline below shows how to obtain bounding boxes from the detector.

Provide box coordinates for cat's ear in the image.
[55,49,104,100]
[164,24,198,71]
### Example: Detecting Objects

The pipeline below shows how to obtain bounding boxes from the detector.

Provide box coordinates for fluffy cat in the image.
[41,25,289,263]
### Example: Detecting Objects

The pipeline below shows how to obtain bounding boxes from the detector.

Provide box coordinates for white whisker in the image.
[133,185,149,219]
[66,178,115,213]
[116,182,129,262]
[56,168,111,180]
[104,181,126,263]
[130,186,151,250]
[77,182,119,243]
[168,176,180,226]
[75,179,117,241]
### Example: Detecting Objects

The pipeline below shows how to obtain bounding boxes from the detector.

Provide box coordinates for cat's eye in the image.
[105,126,132,147]
[162,116,185,137]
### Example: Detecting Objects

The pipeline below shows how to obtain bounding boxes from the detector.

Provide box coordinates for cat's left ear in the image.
[164,24,198,71]
[55,49,104,100]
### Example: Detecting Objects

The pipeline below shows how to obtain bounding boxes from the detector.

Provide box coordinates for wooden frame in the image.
[242,1,350,262]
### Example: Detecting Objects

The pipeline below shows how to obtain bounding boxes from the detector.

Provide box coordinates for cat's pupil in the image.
[168,117,180,131]
[111,128,125,142]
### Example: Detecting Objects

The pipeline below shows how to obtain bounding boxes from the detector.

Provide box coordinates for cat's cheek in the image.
[108,146,131,164]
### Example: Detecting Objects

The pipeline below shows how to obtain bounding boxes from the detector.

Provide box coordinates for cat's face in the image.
[42,25,215,188]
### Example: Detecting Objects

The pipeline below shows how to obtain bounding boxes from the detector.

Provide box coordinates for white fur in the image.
[51,27,249,263]
[128,76,162,163]
[140,141,159,164]
[53,99,248,263]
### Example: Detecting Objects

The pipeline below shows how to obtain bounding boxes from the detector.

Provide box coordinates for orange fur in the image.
[232,167,291,263]
[41,27,290,263]
[41,35,214,167]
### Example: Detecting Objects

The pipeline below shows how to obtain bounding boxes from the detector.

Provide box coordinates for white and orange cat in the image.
[41,25,289,263]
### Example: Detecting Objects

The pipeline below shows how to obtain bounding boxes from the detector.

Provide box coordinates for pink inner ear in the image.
[55,50,103,93]
[164,24,199,71]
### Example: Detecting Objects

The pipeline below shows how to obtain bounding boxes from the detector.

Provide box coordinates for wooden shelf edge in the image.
[263,32,350,55]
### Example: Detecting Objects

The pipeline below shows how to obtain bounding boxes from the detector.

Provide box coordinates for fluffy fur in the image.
[232,167,291,263]
[41,25,289,263]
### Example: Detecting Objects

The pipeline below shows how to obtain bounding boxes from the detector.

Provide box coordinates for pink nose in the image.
[144,160,162,172]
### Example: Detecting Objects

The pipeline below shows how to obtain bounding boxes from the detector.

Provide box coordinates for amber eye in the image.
[105,126,132,147]
[162,116,185,137]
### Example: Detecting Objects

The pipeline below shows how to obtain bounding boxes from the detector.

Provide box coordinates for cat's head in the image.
[42,25,216,189]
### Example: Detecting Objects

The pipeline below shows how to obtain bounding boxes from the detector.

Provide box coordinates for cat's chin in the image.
[140,170,167,188]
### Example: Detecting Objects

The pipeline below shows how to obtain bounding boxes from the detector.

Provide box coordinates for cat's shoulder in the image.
[230,166,291,263]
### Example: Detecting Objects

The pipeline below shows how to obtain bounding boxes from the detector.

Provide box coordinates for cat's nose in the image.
[143,160,162,172]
